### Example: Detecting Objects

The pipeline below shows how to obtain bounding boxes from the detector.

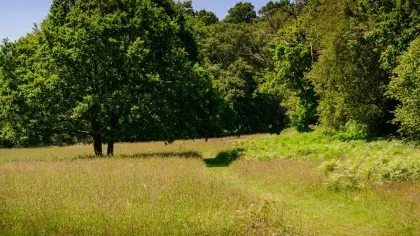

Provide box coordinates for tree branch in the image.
[240,53,266,62]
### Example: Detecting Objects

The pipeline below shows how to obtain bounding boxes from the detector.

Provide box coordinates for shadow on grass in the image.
[204,149,244,167]
[121,151,202,159]
[75,151,202,160]
[75,149,244,168]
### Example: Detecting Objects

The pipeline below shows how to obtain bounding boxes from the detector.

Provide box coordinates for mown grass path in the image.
[206,159,415,235]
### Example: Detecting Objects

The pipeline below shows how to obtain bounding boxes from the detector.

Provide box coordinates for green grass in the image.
[225,159,420,235]
[240,129,420,188]
[1,133,420,235]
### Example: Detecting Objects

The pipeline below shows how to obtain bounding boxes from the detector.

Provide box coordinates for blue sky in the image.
[0,0,269,41]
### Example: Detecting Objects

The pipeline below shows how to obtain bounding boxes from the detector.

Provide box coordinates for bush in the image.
[320,149,420,190]
[239,128,420,189]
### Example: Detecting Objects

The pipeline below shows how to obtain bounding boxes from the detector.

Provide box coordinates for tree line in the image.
[1,0,419,155]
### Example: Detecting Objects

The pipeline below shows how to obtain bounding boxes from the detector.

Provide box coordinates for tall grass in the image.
[0,135,259,164]
[0,158,299,235]
[0,135,301,235]
[1,133,420,234]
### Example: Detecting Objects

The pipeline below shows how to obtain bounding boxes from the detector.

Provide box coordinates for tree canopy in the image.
[1,0,420,153]
[224,2,257,24]
[0,0,228,155]
[388,37,420,138]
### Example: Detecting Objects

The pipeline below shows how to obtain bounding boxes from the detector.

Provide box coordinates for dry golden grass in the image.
[0,135,304,235]
[0,158,296,235]
[0,135,258,164]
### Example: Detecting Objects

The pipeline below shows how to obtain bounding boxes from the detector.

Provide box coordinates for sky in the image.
[0,0,269,41]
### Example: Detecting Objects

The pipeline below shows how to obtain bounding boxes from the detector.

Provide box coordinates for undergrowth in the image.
[239,128,420,189]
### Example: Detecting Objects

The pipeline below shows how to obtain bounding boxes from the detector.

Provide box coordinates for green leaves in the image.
[295,0,420,136]
[388,37,420,138]
[0,0,228,152]
[1,0,420,150]
[0,29,59,147]
[196,10,219,26]
[224,2,257,24]
[201,20,286,134]
[263,0,318,132]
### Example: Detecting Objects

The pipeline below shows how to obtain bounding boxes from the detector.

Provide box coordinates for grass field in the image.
[1,133,420,235]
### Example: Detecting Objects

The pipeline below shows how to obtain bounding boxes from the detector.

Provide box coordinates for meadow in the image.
[1,133,420,235]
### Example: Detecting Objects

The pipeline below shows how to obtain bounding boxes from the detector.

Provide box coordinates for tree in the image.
[202,22,285,134]
[258,1,284,19]
[0,39,21,147]
[309,35,387,133]
[308,0,420,135]
[388,37,420,138]
[224,2,257,24]
[176,0,194,15]
[258,0,293,34]
[0,27,63,148]
[196,10,219,26]
[260,0,319,132]
[267,43,317,132]
[42,0,220,156]
[216,58,285,134]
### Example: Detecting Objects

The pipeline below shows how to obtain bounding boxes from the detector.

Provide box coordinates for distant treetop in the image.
[224,2,257,24]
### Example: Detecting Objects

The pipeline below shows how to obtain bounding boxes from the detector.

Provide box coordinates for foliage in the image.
[267,43,317,132]
[2,0,420,153]
[309,35,387,133]
[388,37,420,138]
[0,0,227,155]
[309,0,420,135]
[239,128,420,188]
[195,9,219,26]
[224,2,257,24]
[238,128,364,161]
[259,0,319,132]
[321,151,420,190]
[202,22,286,134]
[0,29,67,147]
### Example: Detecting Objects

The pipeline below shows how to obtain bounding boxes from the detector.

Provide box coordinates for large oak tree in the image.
[42,0,220,155]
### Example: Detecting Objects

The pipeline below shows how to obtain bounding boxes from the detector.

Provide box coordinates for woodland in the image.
[1,0,419,155]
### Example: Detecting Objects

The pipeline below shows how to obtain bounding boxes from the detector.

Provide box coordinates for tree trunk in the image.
[107,116,118,156]
[92,121,103,156]
[107,137,114,156]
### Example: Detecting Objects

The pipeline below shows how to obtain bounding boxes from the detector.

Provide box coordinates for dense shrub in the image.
[239,128,420,189]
